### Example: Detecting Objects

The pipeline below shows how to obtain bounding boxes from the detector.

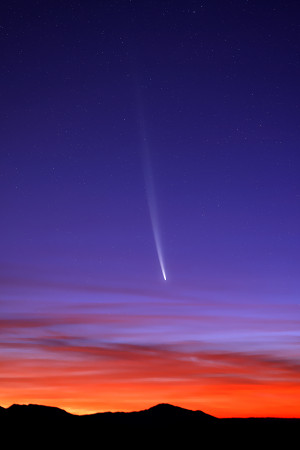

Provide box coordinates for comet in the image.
[141,134,167,282]
[136,87,167,281]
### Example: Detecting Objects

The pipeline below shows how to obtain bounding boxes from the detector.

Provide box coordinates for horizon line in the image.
[2,402,299,420]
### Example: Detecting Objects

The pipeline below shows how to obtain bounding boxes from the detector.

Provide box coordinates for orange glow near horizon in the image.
[1,347,299,418]
[1,380,300,418]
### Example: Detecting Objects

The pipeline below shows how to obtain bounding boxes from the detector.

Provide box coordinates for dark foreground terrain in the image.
[1,403,299,447]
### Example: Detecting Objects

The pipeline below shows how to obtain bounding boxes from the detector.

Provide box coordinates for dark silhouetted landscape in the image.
[1,403,298,446]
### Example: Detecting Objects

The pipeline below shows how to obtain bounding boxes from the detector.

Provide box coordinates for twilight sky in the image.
[1,0,300,417]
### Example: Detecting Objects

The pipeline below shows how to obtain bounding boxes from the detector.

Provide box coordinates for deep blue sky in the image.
[0,0,300,416]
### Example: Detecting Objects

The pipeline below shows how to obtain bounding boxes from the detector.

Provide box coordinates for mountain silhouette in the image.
[1,402,298,447]
[6,403,72,419]
[140,402,216,418]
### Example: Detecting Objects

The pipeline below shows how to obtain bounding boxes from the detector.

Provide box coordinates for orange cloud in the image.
[0,338,299,417]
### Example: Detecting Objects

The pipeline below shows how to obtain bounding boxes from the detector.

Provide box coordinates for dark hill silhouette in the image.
[1,402,299,447]
[133,402,216,425]
[140,402,216,419]
[80,402,217,430]
[7,403,72,419]
[1,402,216,426]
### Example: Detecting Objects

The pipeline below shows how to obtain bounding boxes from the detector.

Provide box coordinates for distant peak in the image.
[7,403,70,416]
[147,403,189,412]
[143,403,216,419]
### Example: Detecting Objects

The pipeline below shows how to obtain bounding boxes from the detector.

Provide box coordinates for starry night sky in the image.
[1,0,300,417]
